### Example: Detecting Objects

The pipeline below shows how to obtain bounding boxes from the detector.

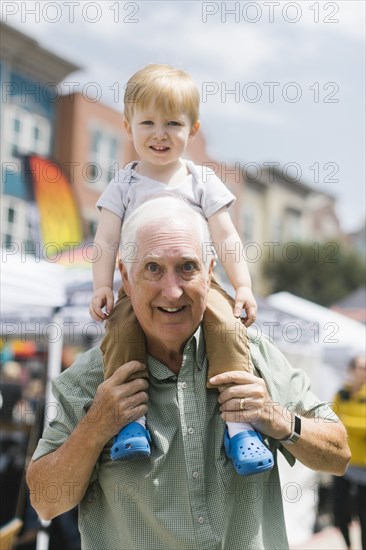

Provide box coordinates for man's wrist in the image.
[277,413,302,445]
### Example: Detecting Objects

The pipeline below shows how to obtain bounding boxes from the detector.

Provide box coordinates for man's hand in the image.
[26,360,149,521]
[88,361,149,443]
[89,287,115,321]
[209,371,291,440]
[210,371,350,475]
[233,287,257,327]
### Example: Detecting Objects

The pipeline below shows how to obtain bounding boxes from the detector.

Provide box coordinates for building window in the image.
[286,208,302,240]
[4,234,13,248]
[7,207,15,223]
[272,220,282,242]
[88,124,121,190]
[0,196,29,248]
[33,125,42,150]
[4,105,51,161]
[13,118,21,133]
[243,208,254,243]
[11,116,22,157]
[110,137,118,159]
[87,163,100,181]
[88,220,98,238]
[91,129,102,153]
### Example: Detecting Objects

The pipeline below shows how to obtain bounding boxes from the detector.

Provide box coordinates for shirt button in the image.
[198,516,204,524]
[181,382,187,389]
[192,471,199,479]
[187,427,194,435]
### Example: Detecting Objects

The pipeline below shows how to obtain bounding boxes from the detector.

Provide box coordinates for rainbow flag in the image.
[25,155,83,250]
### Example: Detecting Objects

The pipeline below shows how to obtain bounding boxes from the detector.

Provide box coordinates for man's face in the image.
[122,221,213,356]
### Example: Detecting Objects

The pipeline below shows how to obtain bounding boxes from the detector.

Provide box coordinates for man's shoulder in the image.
[248,331,283,362]
[248,331,295,378]
[56,346,104,397]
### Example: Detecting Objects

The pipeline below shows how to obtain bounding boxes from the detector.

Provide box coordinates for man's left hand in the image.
[209,371,292,440]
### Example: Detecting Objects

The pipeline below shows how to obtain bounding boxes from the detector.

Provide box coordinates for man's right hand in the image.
[87,361,149,444]
[26,361,149,521]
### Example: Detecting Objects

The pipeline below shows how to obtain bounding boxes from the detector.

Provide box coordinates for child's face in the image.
[124,104,200,168]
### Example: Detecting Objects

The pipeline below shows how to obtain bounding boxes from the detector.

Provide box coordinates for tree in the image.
[262,241,365,306]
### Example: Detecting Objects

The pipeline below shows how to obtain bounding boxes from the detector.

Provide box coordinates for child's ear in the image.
[189,120,200,139]
[123,117,133,139]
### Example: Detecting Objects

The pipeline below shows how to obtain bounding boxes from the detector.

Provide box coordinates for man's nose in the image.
[161,272,183,301]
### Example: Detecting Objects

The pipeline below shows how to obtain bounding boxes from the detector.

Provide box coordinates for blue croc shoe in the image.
[224,428,273,476]
[110,422,151,461]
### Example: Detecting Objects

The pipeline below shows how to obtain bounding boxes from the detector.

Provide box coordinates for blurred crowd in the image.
[0,354,81,550]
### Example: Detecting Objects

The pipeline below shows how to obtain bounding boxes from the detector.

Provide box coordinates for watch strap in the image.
[279,413,301,444]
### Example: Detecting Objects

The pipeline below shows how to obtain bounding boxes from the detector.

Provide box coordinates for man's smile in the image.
[157,306,186,314]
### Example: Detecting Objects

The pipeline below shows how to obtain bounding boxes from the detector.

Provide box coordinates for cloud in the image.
[294,0,365,40]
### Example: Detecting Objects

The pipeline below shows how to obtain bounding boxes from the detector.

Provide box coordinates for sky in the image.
[2,0,365,232]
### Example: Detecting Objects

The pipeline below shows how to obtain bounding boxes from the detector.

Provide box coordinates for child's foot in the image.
[224,428,273,476]
[110,422,151,461]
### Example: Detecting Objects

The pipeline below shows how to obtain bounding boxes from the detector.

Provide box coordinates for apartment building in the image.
[242,166,344,293]
[0,21,79,249]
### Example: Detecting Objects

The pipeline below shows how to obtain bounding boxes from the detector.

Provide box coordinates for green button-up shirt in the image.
[33,329,336,549]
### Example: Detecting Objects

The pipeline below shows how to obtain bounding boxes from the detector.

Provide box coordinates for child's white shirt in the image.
[96,160,235,222]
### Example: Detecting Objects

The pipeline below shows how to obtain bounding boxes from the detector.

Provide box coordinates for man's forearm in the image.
[26,414,107,520]
[282,415,351,475]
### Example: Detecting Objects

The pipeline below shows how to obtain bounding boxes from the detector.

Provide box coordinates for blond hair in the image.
[123,64,200,125]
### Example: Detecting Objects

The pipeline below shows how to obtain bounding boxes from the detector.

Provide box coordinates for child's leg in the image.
[100,289,150,461]
[204,277,252,389]
[204,278,273,476]
[101,288,147,381]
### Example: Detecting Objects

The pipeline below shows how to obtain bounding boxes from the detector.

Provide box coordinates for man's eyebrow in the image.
[180,255,200,263]
[141,254,160,263]
[141,254,201,263]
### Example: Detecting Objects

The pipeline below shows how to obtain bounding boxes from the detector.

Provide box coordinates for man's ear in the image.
[189,120,200,139]
[123,116,133,140]
[119,260,131,296]
[207,258,214,286]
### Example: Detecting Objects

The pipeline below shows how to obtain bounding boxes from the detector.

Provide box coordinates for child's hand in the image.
[89,287,115,321]
[234,287,257,327]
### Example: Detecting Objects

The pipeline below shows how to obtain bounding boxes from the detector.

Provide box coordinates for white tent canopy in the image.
[267,291,365,353]
[1,252,66,313]
[266,291,366,403]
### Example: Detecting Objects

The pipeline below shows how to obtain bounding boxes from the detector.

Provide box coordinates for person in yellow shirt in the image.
[332,354,366,550]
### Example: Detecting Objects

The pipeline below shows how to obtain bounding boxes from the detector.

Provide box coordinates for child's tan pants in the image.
[101,277,252,388]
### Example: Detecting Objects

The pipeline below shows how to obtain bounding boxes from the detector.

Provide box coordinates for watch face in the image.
[293,415,301,437]
[288,415,301,443]
[280,414,301,444]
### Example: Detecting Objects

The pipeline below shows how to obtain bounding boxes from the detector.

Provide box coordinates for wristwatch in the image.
[279,413,301,445]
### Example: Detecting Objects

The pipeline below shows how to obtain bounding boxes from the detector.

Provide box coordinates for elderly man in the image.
[27,197,350,550]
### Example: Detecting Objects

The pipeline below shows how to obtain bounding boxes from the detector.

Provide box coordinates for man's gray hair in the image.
[120,195,215,272]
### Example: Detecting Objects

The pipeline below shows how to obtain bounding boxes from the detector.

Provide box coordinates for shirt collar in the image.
[147,325,206,381]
